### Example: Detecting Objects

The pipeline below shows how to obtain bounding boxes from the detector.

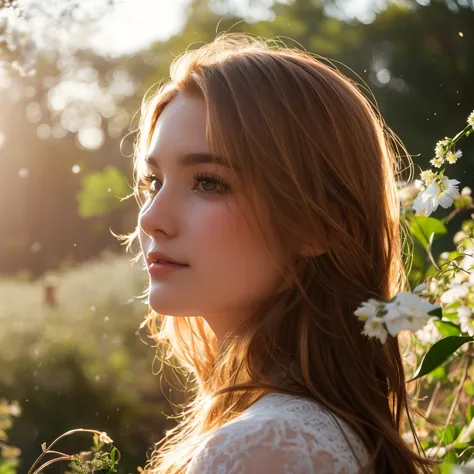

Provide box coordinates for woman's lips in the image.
[148,261,189,277]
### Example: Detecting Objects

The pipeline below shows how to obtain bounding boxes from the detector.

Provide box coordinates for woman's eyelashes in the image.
[139,171,231,198]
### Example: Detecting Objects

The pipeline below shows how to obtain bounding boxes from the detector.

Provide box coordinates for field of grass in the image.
[0,251,182,474]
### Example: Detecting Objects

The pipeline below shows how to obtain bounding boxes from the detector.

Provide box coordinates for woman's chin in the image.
[147,296,193,318]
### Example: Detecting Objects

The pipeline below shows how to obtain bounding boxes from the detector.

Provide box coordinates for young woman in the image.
[122,33,435,473]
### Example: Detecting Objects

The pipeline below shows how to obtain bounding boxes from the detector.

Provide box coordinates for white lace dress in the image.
[186,392,371,474]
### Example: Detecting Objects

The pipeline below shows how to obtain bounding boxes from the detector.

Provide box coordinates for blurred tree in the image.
[0,48,139,277]
[77,166,131,219]
[0,0,117,76]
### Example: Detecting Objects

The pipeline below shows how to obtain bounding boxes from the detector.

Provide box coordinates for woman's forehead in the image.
[148,93,209,158]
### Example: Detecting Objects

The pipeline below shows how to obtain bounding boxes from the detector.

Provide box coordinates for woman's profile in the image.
[121,32,435,473]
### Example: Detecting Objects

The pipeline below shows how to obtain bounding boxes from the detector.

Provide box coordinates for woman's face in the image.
[138,92,283,342]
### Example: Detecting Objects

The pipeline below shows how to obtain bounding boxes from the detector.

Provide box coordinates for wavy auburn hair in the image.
[120,33,436,473]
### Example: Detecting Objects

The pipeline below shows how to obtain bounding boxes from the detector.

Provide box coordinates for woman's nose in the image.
[138,186,180,238]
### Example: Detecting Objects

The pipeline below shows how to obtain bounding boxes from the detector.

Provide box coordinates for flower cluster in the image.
[354,287,439,343]
[28,429,118,474]
[413,317,441,345]
[413,174,460,216]
[431,137,453,168]
[99,432,113,444]
[410,109,474,217]
[438,233,474,336]
[468,111,474,130]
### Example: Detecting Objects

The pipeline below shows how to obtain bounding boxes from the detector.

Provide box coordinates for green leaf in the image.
[454,441,470,450]
[445,300,462,312]
[410,216,447,249]
[443,425,461,445]
[428,306,443,319]
[434,320,461,337]
[110,447,116,461]
[464,381,474,397]
[408,336,474,382]
[421,440,431,450]
[0,459,20,474]
[441,450,458,471]
[467,405,474,424]
[429,366,447,381]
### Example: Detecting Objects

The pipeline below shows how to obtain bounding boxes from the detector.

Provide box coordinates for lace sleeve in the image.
[186,417,357,474]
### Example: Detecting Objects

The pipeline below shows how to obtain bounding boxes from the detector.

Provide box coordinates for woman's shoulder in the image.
[186,392,371,474]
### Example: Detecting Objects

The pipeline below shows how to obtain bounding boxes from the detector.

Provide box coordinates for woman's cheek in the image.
[191,202,243,245]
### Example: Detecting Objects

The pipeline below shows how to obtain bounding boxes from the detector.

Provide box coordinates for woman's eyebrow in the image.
[145,152,234,169]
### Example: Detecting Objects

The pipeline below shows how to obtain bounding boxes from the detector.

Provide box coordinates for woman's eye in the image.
[199,180,217,192]
[193,172,231,195]
[139,172,230,198]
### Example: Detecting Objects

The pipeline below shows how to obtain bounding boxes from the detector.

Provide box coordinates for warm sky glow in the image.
[88,0,190,57]
[15,0,380,58]
[85,0,379,57]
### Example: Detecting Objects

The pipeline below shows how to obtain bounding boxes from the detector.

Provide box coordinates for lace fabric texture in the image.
[186,392,371,474]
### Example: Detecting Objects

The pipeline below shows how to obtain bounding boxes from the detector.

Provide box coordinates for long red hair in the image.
[120,33,436,473]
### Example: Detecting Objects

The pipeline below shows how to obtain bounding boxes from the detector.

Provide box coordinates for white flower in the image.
[354,299,381,322]
[438,176,461,207]
[354,299,388,343]
[458,305,474,337]
[361,318,388,343]
[454,230,469,244]
[440,283,469,304]
[412,176,460,216]
[413,182,440,216]
[383,306,412,336]
[391,292,438,320]
[453,270,469,284]
[99,432,113,444]
[355,293,439,343]
[393,291,438,317]
[461,186,472,196]
[414,179,425,190]
[415,318,441,345]
[383,292,437,336]
[428,278,439,294]
[435,137,450,159]
[468,110,474,129]
[430,156,445,168]
[446,151,459,164]
[413,283,427,294]
[420,170,436,185]
[460,254,474,273]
